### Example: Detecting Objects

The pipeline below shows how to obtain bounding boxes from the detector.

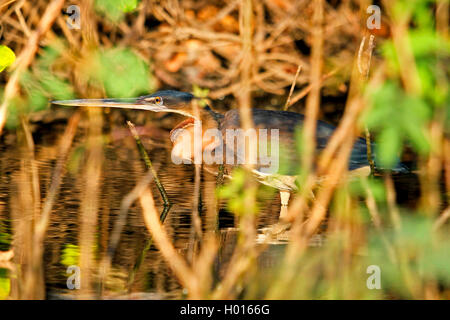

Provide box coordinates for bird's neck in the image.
[178,105,222,131]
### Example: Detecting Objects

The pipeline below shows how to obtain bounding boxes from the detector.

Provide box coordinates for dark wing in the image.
[219,109,392,175]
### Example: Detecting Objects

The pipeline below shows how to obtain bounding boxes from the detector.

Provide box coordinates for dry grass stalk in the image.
[302,0,324,176]
[361,176,397,263]
[139,187,201,298]
[78,109,103,298]
[138,171,219,298]
[191,101,203,241]
[385,174,401,230]
[420,118,444,215]
[0,0,18,10]
[357,34,376,173]
[317,63,384,175]
[20,117,41,224]
[38,113,80,235]
[18,112,80,299]
[99,171,154,292]
[10,162,35,299]
[436,0,449,38]
[444,138,450,201]
[232,0,258,286]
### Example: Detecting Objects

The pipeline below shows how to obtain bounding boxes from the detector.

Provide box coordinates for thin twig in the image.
[287,69,338,106]
[127,121,171,208]
[433,206,450,231]
[0,0,17,10]
[284,64,302,111]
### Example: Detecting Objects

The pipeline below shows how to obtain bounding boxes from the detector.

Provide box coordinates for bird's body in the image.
[219,108,373,173]
[171,106,407,181]
[53,90,408,220]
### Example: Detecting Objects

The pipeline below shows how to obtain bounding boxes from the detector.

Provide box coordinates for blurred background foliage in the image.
[95,0,140,22]
[362,0,450,169]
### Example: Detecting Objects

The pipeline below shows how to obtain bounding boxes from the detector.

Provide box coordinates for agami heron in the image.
[53,90,408,220]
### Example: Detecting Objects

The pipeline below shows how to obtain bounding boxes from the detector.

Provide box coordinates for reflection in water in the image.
[0,111,428,299]
[0,113,284,299]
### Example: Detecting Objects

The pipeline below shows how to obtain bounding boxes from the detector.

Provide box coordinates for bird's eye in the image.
[143,96,163,105]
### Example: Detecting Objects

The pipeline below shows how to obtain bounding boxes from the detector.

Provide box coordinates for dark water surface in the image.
[0,111,287,299]
[0,108,435,299]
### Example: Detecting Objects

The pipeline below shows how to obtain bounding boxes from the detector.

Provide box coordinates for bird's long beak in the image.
[51,97,168,112]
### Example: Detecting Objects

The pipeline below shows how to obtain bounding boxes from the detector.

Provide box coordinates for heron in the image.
[52,90,408,220]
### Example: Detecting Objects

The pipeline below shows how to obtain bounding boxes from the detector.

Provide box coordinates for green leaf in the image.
[192,85,210,107]
[402,119,430,154]
[375,126,402,169]
[365,215,446,298]
[380,41,400,75]
[95,0,140,22]
[420,241,450,284]
[350,177,387,203]
[217,169,260,216]
[36,43,63,70]
[364,82,398,130]
[121,0,139,12]
[28,89,48,112]
[40,72,75,101]
[5,97,21,130]
[0,45,15,72]
[410,30,441,57]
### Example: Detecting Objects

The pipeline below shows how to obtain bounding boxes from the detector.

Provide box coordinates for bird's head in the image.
[52,90,198,118]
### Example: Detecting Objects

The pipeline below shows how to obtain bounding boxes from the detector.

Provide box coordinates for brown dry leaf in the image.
[164,52,187,72]
[197,5,238,33]
[268,0,293,11]
[185,39,204,63]
[185,9,195,20]
[220,15,239,33]
[338,83,347,93]
[195,51,221,73]
[368,17,391,38]
[197,5,219,22]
